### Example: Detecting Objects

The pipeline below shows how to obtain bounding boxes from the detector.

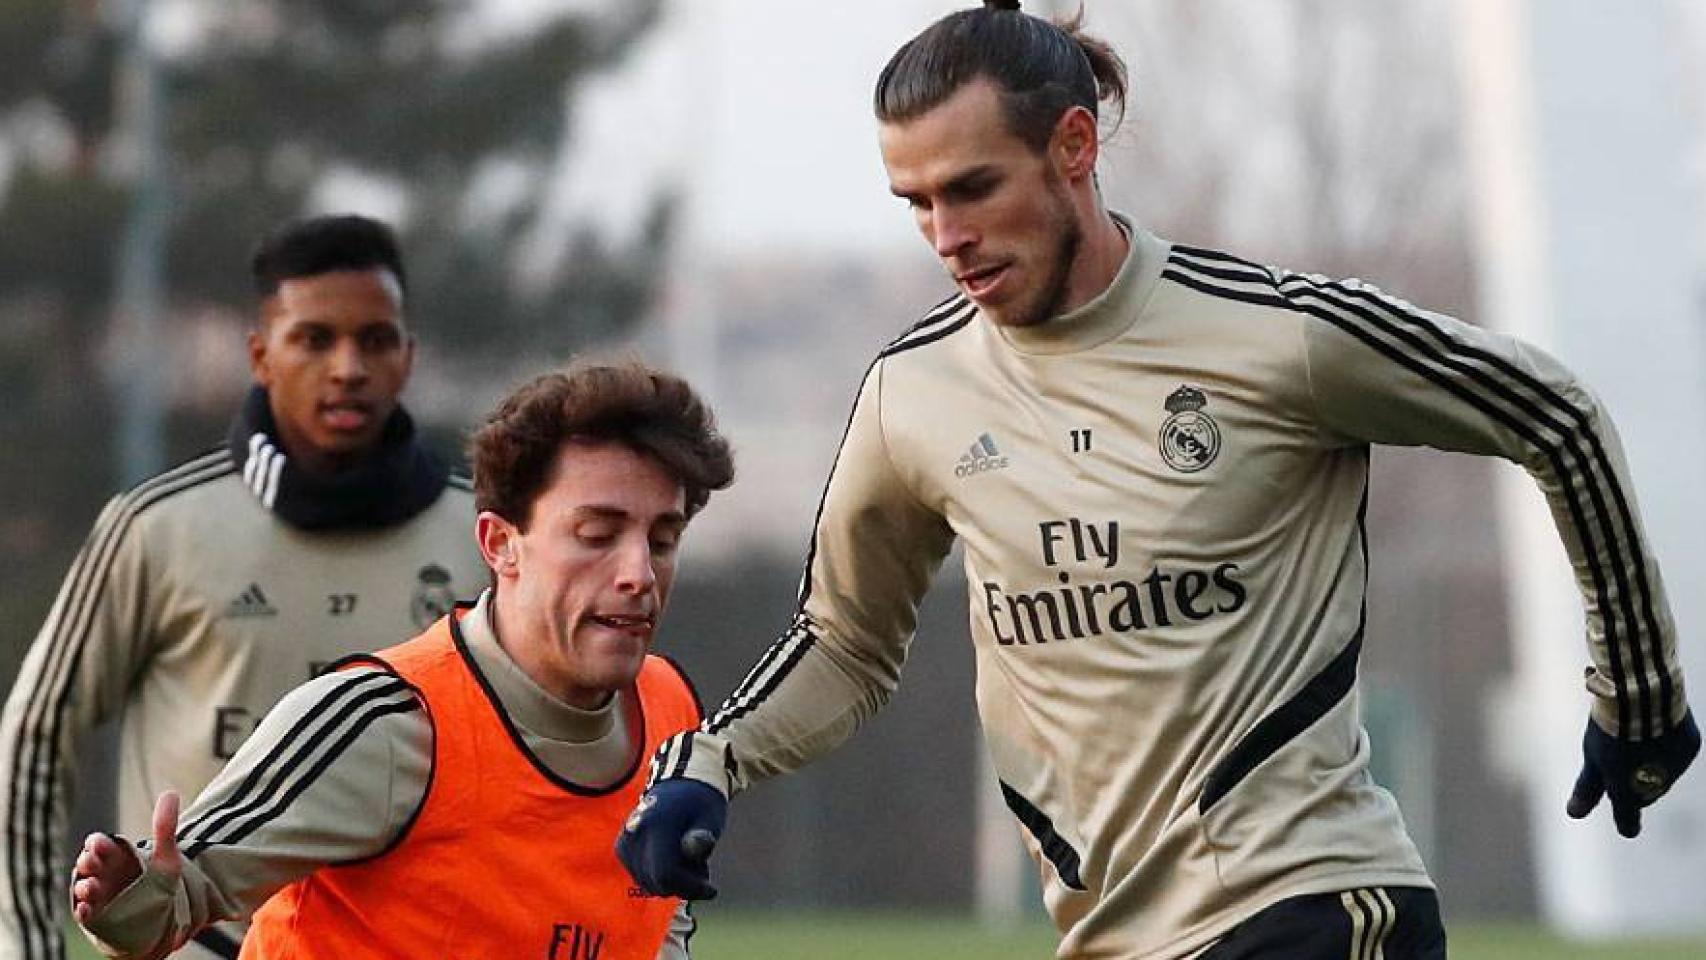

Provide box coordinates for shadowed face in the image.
[881,79,1084,328]
[248,268,413,475]
[480,441,688,709]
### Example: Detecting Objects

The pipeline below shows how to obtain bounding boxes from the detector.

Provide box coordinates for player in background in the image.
[618,2,1698,958]
[0,215,485,960]
[68,361,732,959]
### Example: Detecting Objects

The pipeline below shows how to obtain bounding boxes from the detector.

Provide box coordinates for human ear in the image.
[247,323,272,386]
[1051,106,1099,182]
[476,511,520,577]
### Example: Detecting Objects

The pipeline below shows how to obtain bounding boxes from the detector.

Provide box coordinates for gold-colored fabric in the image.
[692,219,1682,959]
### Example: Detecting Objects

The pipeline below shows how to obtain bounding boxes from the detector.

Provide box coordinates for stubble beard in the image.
[1008,178,1083,329]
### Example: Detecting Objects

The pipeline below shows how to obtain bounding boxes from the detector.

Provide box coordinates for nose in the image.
[930,207,977,259]
[328,337,369,385]
[613,537,658,595]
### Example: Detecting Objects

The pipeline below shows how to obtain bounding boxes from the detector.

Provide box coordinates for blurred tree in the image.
[1100,0,1468,302]
[0,0,671,674]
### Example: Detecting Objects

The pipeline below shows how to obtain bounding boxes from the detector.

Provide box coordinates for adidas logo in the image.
[954,432,1010,478]
[226,583,278,618]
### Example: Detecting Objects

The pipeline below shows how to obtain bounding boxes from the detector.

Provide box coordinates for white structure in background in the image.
[1456,0,1706,937]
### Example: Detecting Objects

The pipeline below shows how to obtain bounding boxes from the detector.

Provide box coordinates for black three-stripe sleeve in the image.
[176,670,422,857]
[75,667,431,952]
[696,320,961,791]
[0,451,233,960]
[1164,248,1680,741]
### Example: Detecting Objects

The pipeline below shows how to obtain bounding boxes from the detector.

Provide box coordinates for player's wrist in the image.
[1580,668,1694,742]
[648,731,737,798]
[75,843,182,952]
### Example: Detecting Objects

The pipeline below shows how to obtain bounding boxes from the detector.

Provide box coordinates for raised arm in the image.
[620,359,955,896]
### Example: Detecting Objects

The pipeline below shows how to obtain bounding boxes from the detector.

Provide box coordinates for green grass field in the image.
[66,914,1706,958]
[684,913,1706,959]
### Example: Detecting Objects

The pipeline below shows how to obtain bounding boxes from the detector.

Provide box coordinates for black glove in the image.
[1566,708,1700,838]
[616,778,727,900]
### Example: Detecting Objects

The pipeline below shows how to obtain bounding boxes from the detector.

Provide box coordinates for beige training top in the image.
[0,449,485,960]
[671,220,1684,959]
[75,590,694,960]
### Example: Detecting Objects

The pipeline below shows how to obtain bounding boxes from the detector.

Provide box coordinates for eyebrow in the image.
[948,164,997,185]
[890,164,999,201]
[280,317,400,333]
[575,505,688,526]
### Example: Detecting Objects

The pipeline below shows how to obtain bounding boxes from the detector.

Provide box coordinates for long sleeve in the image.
[0,492,163,960]
[1297,273,1685,741]
[76,668,429,958]
[656,902,694,960]
[688,360,956,792]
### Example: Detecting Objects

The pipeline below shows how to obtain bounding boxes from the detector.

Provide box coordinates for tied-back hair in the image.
[251,214,408,299]
[874,0,1128,151]
[470,359,735,528]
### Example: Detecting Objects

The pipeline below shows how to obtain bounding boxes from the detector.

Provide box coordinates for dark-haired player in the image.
[0,215,483,960]
[619,3,1697,958]
[70,361,731,960]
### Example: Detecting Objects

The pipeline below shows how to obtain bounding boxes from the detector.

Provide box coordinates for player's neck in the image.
[1063,208,1130,316]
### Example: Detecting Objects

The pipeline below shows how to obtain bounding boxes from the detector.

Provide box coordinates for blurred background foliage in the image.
[0,0,671,673]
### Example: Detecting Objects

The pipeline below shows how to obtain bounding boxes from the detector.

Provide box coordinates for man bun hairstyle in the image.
[251,213,408,300]
[875,1,1128,152]
[471,359,735,529]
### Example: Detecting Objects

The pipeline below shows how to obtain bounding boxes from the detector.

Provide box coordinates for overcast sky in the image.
[546,0,949,258]
[526,0,1706,265]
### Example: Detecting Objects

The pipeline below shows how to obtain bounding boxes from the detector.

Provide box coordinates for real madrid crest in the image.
[1159,385,1221,473]
[410,563,456,628]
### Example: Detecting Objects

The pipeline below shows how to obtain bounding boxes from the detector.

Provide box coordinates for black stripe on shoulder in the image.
[1164,247,1285,300]
[880,295,976,358]
[178,670,414,853]
[914,290,969,328]
[888,292,966,345]
[120,446,235,500]
[1169,242,1273,275]
[183,688,421,857]
[1161,265,1286,310]
[114,450,237,514]
[654,653,705,721]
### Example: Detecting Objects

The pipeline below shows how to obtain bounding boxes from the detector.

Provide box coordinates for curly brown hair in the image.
[471,360,735,528]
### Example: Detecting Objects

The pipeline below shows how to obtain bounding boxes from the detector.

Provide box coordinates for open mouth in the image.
[956,263,1010,300]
